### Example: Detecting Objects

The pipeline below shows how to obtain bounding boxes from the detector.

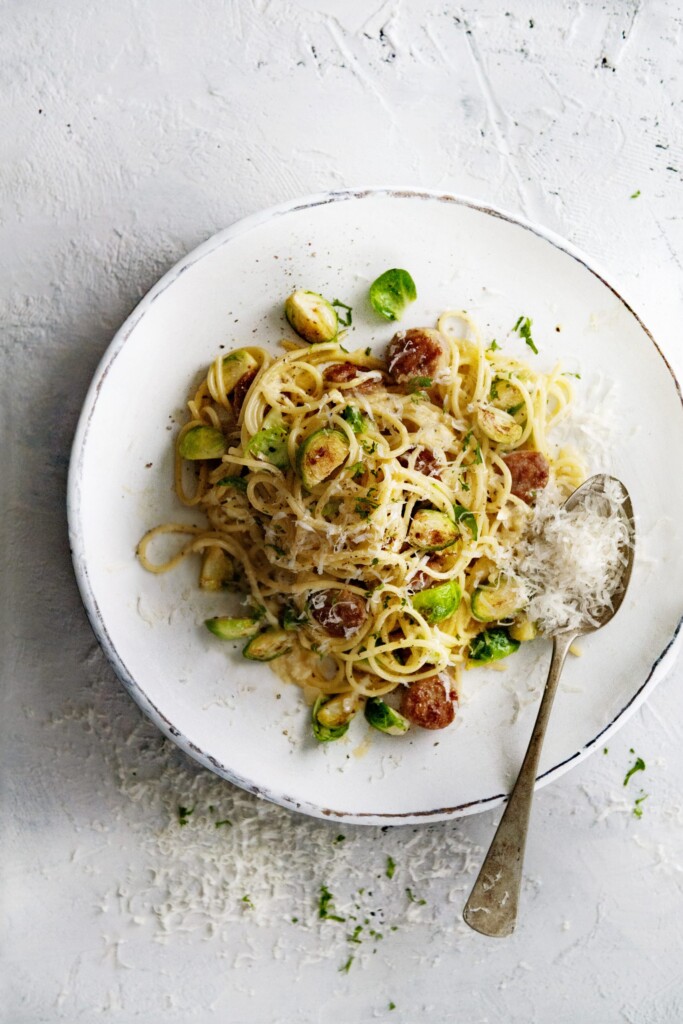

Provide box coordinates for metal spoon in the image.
[462,474,635,937]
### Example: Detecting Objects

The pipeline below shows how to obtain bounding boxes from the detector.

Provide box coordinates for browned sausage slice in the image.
[323,362,384,394]
[400,674,456,730]
[232,368,258,417]
[386,328,448,385]
[503,450,550,503]
[309,588,367,639]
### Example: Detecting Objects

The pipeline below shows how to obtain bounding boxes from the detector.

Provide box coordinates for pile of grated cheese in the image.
[505,479,631,635]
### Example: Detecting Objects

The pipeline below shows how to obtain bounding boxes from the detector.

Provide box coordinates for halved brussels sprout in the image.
[364,697,411,735]
[471,580,524,623]
[285,290,338,344]
[205,616,261,640]
[475,406,523,445]
[245,410,290,469]
[179,425,227,460]
[411,579,462,624]
[221,349,259,393]
[297,428,350,490]
[468,627,520,663]
[242,627,292,661]
[199,547,235,591]
[490,377,526,416]
[368,269,417,322]
[312,693,359,742]
[407,510,459,552]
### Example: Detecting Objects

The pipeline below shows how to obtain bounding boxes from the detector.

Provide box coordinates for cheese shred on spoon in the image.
[506,479,631,635]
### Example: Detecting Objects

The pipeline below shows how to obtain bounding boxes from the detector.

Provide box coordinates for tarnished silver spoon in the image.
[463,474,635,937]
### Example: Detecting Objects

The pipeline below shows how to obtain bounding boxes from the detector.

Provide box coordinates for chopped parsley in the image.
[489,378,500,400]
[332,299,353,326]
[623,755,646,786]
[339,955,354,974]
[512,315,539,355]
[506,401,525,416]
[389,1002,396,1011]
[386,856,396,879]
[488,339,500,351]
[214,819,232,828]
[364,346,372,356]
[355,494,379,519]
[633,794,648,818]
[177,805,194,826]
[405,887,426,905]
[319,885,345,922]
[265,542,286,557]
[242,894,254,908]
[347,925,363,944]
[630,189,641,199]
[406,375,433,393]
[334,834,346,844]
[562,371,582,379]
[348,461,366,479]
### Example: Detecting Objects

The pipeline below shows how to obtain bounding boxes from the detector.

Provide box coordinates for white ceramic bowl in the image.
[68,189,683,824]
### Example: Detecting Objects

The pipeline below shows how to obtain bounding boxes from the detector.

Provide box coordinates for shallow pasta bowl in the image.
[67,188,683,825]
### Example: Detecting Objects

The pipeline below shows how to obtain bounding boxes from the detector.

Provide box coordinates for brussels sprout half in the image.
[468,627,520,664]
[199,547,236,591]
[407,510,459,552]
[221,349,259,393]
[245,410,290,470]
[179,425,227,460]
[297,428,350,490]
[475,405,523,445]
[312,694,359,742]
[242,628,292,661]
[205,616,261,640]
[368,269,417,322]
[364,697,410,736]
[285,290,338,344]
[411,579,462,624]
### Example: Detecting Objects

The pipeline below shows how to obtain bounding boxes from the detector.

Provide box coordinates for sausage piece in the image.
[386,328,448,385]
[398,446,442,479]
[400,674,455,730]
[232,368,258,417]
[503,450,550,503]
[323,362,384,394]
[309,588,367,639]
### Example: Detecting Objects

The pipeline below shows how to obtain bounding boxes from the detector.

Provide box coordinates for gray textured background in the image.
[3,1,682,1021]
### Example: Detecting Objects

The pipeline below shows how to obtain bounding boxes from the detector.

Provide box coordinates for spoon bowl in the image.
[462,474,635,937]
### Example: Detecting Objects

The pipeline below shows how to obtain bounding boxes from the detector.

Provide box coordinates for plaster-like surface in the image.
[2,1,682,1021]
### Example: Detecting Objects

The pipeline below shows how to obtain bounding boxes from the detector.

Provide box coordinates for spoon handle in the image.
[462,632,576,937]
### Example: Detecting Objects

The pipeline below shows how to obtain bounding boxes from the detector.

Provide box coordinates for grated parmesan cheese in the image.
[504,480,631,635]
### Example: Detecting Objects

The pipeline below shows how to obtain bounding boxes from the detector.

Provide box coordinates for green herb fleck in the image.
[343,405,365,434]
[291,916,299,923]
[386,856,396,879]
[334,834,346,844]
[265,543,286,557]
[489,378,500,400]
[339,955,354,974]
[488,340,500,351]
[355,495,379,520]
[178,805,194,826]
[332,299,353,327]
[319,885,345,922]
[215,818,232,828]
[603,747,609,755]
[389,1002,396,1011]
[217,475,248,491]
[630,189,641,199]
[633,794,648,818]
[405,887,426,905]
[453,503,478,540]
[624,756,646,786]
[406,375,433,394]
[512,315,539,355]
[242,894,253,908]
[347,925,363,944]
[506,401,525,416]
[365,346,372,356]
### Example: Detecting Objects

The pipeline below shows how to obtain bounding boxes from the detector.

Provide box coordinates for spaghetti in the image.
[138,310,585,734]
